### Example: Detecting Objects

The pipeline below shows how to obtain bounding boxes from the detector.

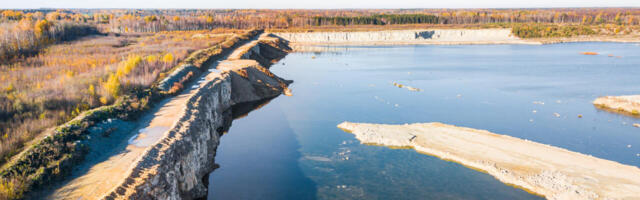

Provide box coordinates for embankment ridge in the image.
[102,33,292,200]
[31,33,292,200]
[338,122,640,200]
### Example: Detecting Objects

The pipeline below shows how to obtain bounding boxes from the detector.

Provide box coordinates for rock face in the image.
[593,95,640,116]
[338,122,640,200]
[105,74,233,200]
[99,34,291,200]
[274,29,536,45]
[218,60,292,105]
[229,33,292,66]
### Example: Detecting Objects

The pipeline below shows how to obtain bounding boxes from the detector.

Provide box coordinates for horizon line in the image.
[3,7,640,10]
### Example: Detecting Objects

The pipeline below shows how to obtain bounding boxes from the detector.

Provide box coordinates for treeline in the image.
[3,8,639,33]
[313,14,439,26]
[0,20,97,63]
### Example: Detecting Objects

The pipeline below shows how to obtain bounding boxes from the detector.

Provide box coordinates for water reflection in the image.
[208,98,317,200]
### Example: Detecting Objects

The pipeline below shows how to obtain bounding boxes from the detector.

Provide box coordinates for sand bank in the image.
[337,122,640,200]
[593,95,640,116]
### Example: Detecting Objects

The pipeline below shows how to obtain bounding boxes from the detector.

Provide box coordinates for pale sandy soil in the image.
[530,35,640,44]
[338,122,640,200]
[48,68,226,200]
[593,95,640,116]
[44,34,267,200]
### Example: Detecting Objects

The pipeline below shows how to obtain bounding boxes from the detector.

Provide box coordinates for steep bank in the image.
[338,122,640,200]
[274,29,538,45]
[38,33,292,200]
[593,95,640,117]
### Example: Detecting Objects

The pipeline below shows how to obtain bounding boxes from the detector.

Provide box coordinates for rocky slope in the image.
[105,34,292,200]
[338,122,640,200]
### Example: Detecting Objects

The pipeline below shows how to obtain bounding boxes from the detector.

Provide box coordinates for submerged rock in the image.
[337,121,640,200]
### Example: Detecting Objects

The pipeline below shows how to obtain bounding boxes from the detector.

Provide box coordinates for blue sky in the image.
[2,0,639,9]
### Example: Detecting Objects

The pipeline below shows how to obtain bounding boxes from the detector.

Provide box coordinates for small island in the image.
[338,122,640,200]
[593,95,640,116]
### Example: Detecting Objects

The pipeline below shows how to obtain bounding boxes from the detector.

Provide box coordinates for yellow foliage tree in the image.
[34,19,52,38]
[87,84,96,96]
[116,55,142,77]
[146,55,158,63]
[144,15,158,23]
[162,53,174,63]
[104,73,121,98]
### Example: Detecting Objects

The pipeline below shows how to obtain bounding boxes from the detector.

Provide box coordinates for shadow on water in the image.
[207,97,318,200]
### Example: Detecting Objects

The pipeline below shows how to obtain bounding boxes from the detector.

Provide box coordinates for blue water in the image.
[209,43,640,199]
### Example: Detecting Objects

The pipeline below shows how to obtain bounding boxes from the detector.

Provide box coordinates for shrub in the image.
[162,53,174,63]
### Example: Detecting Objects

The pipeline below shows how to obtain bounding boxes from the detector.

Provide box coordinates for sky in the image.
[2,0,639,9]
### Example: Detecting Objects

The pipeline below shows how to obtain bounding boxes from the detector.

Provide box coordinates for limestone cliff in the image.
[274,29,537,45]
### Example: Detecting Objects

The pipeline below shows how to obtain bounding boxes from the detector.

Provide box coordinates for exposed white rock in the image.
[275,29,539,45]
[338,121,640,200]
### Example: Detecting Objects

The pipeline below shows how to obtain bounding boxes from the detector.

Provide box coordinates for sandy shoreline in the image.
[338,122,640,200]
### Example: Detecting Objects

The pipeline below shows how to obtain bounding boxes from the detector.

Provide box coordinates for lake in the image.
[208,43,640,199]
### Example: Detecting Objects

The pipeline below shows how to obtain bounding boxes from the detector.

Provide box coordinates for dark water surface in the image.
[208,43,640,199]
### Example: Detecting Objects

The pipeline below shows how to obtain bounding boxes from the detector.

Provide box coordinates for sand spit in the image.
[593,95,640,116]
[337,122,640,200]
[274,29,539,45]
